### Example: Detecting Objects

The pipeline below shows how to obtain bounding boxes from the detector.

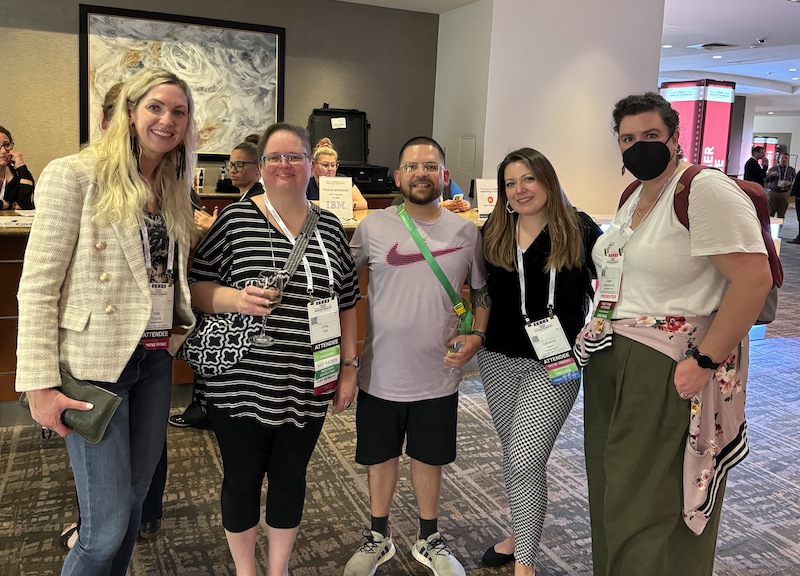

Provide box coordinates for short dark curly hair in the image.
[612,92,679,136]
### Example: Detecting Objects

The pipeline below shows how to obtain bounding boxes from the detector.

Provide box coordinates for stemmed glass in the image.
[440,316,467,385]
[250,270,285,347]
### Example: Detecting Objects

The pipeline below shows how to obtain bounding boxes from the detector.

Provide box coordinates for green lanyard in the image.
[396,204,473,330]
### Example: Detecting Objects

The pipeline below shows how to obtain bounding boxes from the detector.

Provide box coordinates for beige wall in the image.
[0,0,439,179]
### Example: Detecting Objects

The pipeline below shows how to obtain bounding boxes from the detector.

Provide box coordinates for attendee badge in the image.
[309,296,342,395]
[515,244,579,385]
[524,317,580,385]
[594,250,623,320]
[142,283,175,350]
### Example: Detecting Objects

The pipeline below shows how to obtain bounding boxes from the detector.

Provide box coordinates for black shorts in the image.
[354,389,458,466]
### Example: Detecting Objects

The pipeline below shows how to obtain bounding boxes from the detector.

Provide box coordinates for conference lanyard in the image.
[515,223,579,384]
[264,196,334,299]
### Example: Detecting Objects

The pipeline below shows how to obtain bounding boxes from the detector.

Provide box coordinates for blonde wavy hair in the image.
[84,68,198,242]
[483,148,581,272]
[312,145,337,162]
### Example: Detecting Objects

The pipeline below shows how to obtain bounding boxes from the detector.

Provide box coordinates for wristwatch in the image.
[691,347,720,370]
[469,330,487,345]
[342,357,360,369]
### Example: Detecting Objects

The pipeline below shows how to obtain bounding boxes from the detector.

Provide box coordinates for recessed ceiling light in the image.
[768,112,774,115]
[790,68,798,72]
[662,44,672,49]
[793,77,800,80]
[712,55,723,59]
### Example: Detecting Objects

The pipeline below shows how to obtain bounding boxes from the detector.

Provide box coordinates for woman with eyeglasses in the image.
[0,125,35,210]
[189,122,360,575]
[194,140,264,231]
[306,142,369,211]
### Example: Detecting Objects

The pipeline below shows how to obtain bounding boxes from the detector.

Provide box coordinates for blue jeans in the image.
[62,346,172,576]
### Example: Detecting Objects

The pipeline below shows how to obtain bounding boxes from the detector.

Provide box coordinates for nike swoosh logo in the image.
[386,243,462,266]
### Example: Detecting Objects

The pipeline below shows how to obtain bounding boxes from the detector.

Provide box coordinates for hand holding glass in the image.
[250,270,284,347]
[440,317,467,385]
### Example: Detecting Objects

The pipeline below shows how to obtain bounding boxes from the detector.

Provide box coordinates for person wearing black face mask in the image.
[576,92,772,576]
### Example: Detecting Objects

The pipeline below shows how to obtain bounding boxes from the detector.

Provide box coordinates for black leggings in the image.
[207,405,325,531]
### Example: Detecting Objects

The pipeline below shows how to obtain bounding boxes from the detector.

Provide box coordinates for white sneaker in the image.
[343,528,395,576]
[411,531,466,576]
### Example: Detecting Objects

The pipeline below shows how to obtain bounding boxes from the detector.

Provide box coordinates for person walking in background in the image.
[742,145,768,187]
[345,136,490,576]
[477,148,601,575]
[787,171,800,244]
[578,92,771,576]
[16,67,198,576]
[188,122,359,576]
[0,125,35,209]
[765,152,796,217]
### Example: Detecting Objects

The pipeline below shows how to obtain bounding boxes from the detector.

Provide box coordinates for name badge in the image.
[594,250,623,320]
[141,282,174,350]
[524,316,580,385]
[308,296,342,395]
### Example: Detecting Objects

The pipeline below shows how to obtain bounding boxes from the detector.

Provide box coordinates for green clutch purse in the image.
[19,370,122,444]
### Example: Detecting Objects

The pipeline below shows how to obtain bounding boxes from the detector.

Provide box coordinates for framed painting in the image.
[79,4,285,161]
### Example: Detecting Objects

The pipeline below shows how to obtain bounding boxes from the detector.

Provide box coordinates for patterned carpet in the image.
[0,219,798,576]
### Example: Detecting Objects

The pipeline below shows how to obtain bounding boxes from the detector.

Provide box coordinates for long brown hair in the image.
[483,148,581,272]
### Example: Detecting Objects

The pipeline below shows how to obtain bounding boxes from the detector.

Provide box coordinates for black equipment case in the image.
[307,106,369,164]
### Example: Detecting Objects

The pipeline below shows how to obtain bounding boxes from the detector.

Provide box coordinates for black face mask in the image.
[622,140,672,181]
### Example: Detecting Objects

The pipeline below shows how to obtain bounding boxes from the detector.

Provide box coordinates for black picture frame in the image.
[79,4,285,162]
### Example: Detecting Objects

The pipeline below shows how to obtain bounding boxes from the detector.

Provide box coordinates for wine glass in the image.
[250,270,284,347]
[439,316,467,385]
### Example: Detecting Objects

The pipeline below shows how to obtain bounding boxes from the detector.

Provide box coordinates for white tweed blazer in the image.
[15,153,195,392]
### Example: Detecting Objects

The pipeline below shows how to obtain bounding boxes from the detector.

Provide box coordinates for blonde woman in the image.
[306,143,368,210]
[478,148,600,575]
[16,68,197,575]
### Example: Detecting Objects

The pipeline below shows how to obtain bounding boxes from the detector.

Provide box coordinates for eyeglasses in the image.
[261,152,309,165]
[225,160,258,171]
[316,161,337,169]
[400,162,442,174]
[0,142,14,151]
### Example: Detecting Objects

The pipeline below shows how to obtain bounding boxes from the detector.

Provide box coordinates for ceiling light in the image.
[712,55,722,59]
[662,44,672,49]
[793,77,799,81]
[768,112,774,115]
[790,68,798,71]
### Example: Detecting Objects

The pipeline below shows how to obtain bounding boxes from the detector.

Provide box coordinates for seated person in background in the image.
[306,141,369,210]
[0,125,35,210]
[440,179,470,212]
[194,140,265,231]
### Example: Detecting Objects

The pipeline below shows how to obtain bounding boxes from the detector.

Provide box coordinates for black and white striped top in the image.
[189,198,359,428]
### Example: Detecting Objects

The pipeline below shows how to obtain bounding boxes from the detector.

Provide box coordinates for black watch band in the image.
[691,347,719,370]
[469,330,486,345]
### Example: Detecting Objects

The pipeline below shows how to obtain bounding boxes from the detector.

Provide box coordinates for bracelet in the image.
[469,330,486,345]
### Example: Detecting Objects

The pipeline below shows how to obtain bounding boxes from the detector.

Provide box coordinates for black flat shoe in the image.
[139,519,162,540]
[59,523,78,551]
[481,544,515,567]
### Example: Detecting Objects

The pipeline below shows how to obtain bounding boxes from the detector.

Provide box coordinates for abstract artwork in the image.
[79,5,285,160]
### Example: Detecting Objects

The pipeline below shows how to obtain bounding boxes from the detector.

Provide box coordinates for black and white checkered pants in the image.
[477,348,580,566]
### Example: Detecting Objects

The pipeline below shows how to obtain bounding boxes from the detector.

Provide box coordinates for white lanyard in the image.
[0,176,6,202]
[138,219,175,280]
[515,223,556,322]
[264,196,335,298]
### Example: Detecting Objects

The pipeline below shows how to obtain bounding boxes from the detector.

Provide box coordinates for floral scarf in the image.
[575,315,748,536]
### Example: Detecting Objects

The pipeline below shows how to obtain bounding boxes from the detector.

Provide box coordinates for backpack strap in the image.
[673,164,708,230]
[618,179,641,209]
